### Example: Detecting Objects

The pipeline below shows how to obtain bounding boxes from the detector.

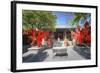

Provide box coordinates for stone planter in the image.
[52,47,68,56]
[28,46,41,54]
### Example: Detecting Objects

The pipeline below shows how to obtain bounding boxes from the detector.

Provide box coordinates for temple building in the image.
[54,24,76,40]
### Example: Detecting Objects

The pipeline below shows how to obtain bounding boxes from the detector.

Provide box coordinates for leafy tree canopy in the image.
[22,10,56,31]
[70,13,91,25]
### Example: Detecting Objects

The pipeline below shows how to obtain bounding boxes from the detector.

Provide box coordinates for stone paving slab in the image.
[23,46,87,63]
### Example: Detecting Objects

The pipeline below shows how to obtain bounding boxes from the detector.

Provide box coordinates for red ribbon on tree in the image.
[71,21,91,45]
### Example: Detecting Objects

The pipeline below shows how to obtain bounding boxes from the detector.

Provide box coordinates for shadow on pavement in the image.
[73,46,91,59]
[23,49,49,62]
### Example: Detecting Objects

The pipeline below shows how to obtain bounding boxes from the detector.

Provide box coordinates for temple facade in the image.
[54,24,76,40]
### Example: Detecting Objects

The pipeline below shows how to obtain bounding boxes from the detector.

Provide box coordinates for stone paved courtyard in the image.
[23,45,90,63]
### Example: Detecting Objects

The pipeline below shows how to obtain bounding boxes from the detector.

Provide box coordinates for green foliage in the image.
[22,10,56,30]
[71,13,90,25]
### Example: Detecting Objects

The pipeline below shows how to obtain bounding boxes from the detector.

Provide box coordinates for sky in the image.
[53,11,74,25]
[53,11,91,26]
